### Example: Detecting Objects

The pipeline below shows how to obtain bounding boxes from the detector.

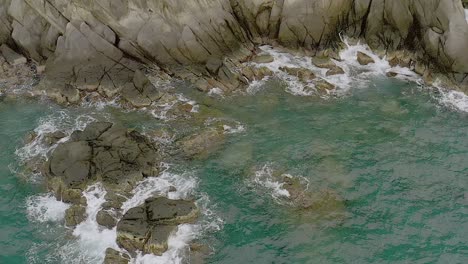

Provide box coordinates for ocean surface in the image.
[1,42,467,264]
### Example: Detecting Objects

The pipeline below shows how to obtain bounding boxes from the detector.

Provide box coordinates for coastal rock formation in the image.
[0,0,467,101]
[116,197,198,255]
[44,122,161,197]
[36,121,204,257]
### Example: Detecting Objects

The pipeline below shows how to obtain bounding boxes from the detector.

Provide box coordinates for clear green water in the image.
[1,77,467,263]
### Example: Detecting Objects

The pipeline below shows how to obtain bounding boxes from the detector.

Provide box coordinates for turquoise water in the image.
[1,76,467,263]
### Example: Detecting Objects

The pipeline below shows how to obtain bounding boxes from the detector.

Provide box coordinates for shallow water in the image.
[1,66,468,263]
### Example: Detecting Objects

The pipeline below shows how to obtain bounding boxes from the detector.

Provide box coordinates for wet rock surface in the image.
[32,121,207,258]
[0,0,467,101]
[116,197,198,255]
[44,122,161,195]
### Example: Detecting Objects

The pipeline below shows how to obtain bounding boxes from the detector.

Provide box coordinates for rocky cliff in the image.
[0,0,467,102]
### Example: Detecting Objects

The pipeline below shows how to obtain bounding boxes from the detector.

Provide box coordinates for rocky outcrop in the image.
[116,197,198,256]
[0,0,467,99]
[44,122,161,202]
[35,122,205,257]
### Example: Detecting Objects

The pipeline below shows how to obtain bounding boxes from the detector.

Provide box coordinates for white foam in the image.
[223,123,246,134]
[250,164,290,199]
[69,184,118,263]
[465,9,468,23]
[26,193,70,223]
[435,85,468,112]
[15,111,97,164]
[122,164,198,212]
[133,224,200,264]
[208,87,224,97]
[247,38,421,97]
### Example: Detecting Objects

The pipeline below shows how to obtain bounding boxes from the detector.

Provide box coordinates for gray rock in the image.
[64,205,86,227]
[357,52,374,65]
[279,66,316,82]
[0,44,27,65]
[326,66,345,76]
[144,225,177,255]
[116,197,198,255]
[103,248,130,264]
[311,57,336,69]
[97,210,118,229]
[179,128,225,158]
[48,141,93,188]
[146,197,199,224]
[252,54,274,64]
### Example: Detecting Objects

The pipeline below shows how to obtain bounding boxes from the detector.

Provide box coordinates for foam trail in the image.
[247,39,421,96]
[122,164,198,213]
[15,111,97,163]
[70,184,118,263]
[251,164,290,199]
[465,9,468,23]
[26,193,70,222]
[435,83,468,113]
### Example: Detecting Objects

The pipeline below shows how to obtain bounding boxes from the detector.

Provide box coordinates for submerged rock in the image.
[178,127,225,158]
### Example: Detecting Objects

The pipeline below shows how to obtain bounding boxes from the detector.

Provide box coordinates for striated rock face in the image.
[0,0,467,100]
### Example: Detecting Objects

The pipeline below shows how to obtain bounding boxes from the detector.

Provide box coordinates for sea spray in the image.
[26,193,70,223]
[246,38,421,96]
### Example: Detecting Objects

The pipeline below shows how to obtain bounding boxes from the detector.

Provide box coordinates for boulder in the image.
[64,205,86,227]
[326,66,345,76]
[0,44,27,65]
[146,197,199,224]
[311,57,336,69]
[103,248,130,264]
[252,54,274,64]
[44,122,161,206]
[97,209,118,229]
[357,52,374,65]
[116,197,198,255]
[279,66,316,82]
[314,79,335,92]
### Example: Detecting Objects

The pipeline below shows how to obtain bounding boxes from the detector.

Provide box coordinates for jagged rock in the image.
[116,197,198,255]
[48,141,93,188]
[279,66,316,82]
[386,71,398,78]
[44,122,161,204]
[326,66,345,76]
[43,131,66,145]
[103,248,130,264]
[357,52,374,65]
[179,128,225,158]
[97,210,118,229]
[64,205,86,227]
[61,188,86,205]
[144,225,177,255]
[0,0,466,98]
[0,44,26,65]
[146,197,198,224]
[122,70,161,108]
[314,79,335,92]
